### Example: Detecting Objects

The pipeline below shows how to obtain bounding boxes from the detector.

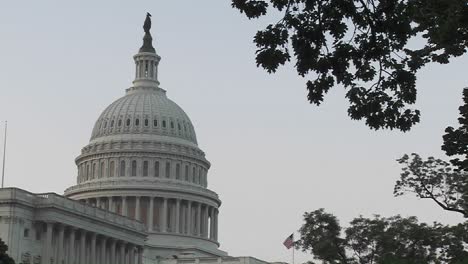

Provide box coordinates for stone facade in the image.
[0,188,146,264]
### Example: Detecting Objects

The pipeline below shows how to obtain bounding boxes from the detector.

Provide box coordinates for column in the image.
[108,196,114,212]
[138,246,143,264]
[44,222,53,264]
[148,196,154,231]
[120,242,126,264]
[129,245,135,264]
[209,207,214,239]
[122,196,128,216]
[161,198,167,232]
[69,228,76,264]
[110,239,117,264]
[197,203,202,236]
[175,199,180,233]
[180,202,186,234]
[203,205,209,237]
[101,237,107,264]
[214,209,219,240]
[186,201,192,235]
[79,230,86,264]
[135,196,141,220]
[57,224,65,263]
[90,233,97,264]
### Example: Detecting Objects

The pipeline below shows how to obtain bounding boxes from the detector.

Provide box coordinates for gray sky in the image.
[0,1,467,263]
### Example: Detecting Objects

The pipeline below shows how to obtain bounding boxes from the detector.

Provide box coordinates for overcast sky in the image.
[0,1,467,263]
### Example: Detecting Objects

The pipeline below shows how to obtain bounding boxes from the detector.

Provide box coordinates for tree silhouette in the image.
[232,0,467,131]
[0,238,15,264]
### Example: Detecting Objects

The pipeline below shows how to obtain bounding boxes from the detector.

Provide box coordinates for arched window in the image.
[110,120,114,127]
[153,119,158,127]
[118,119,122,127]
[100,162,105,178]
[143,161,148,177]
[162,120,166,128]
[109,161,115,177]
[144,119,149,127]
[199,168,203,185]
[135,119,140,126]
[126,119,131,126]
[171,121,174,129]
[120,161,126,176]
[178,123,181,130]
[185,165,189,181]
[92,163,96,179]
[176,164,180,179]
[154,161,160,177]
[132,160,137,176]
[165,162,171,178]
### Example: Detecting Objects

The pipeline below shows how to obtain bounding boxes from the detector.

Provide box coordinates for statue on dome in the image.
[143,12,152,34]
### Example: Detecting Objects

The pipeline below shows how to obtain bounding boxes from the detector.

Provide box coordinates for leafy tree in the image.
[0,238,15,264]
[232,0,468,131]
[296,209,468,264]
[396,88,468,218]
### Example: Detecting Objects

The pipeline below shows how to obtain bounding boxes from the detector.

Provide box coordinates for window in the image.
[165,162,171,178]
[171,121,174,129]
[153,119,158,127]
[103,121,107,128]
[35,229,41,240]
[192,167,196,182]
[109,161,115,177]
[154,161,160,177]
[143,161,148,176]
[24,228,29,238]
[145,119,149,127]
[135,119,140,126]
[120,161,126,176]
[199,168,202,185]
[178,123,181,130]
[132,160,137,176]
[162,120,166,128]
[86,165,90,180]
[92,163,96,179]
[126,119,130,126]
[100,162,105,178]
[110,120,114,127]
[176,164,180,179]
[118,119,122,127]
[185,165,189,181]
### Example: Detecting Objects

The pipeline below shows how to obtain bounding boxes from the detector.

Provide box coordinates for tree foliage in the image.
[0,238,15,264]
[442,88,468,173]
[232,0,468,131]
[296,209,468,264]
[395,154,467,217]
[396,88,468,218]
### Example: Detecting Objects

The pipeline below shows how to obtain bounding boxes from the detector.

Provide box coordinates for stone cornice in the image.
[64,179,221,205]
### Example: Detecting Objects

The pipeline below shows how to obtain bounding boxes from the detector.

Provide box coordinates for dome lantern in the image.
[133,12,161,89]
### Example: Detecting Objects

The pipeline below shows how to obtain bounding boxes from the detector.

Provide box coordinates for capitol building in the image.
[0,16,274,264]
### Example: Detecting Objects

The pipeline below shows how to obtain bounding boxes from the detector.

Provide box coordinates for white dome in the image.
[90,87,197,145]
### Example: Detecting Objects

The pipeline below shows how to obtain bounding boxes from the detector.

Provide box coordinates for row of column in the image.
[84,196,218,241]
[135,58,158,80]
[40,221,143,264]
[78,158,208,187]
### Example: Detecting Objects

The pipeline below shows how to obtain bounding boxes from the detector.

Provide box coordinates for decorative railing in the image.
[0,188,146,232]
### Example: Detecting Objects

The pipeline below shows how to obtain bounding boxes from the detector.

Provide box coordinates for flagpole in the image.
[1,121,7,188]
[292,244,295,264]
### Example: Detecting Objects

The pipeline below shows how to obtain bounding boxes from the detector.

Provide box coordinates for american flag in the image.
[283,233,294,249]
